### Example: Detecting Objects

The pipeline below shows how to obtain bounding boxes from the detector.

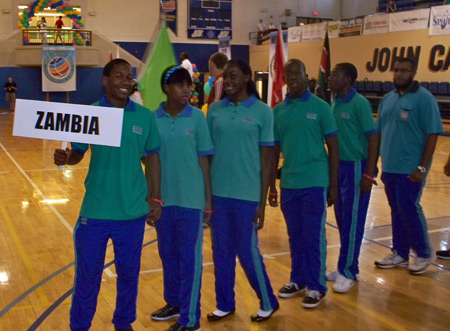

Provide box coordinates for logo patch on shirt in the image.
[244,117,255,124]
[400,110,409,121]
[185,128,195,136]
[80,217,88,225]
[132,126,143,135]
[306,113,317,120]
[341,112,350,119]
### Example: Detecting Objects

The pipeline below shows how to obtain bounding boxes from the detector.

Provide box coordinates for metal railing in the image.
[22,29,92,46]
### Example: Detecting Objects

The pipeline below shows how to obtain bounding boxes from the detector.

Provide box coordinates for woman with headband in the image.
[206,59,279,323]
[149,66,214,331]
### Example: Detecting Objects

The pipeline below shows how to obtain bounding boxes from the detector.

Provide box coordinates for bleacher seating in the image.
[438,82,449,95]
[382,81,393,92]
[428,82,438,94]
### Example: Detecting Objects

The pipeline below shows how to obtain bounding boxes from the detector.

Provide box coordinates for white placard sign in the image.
[389,8,430,32]
[13,99,124,147]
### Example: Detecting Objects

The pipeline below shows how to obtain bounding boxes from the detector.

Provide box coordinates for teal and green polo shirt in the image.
[331,89,377,161]
[377,82,443,174]
[154,102,214,211]
[71,96,160,220]
[207,95,274,202]
[274,90,338,189]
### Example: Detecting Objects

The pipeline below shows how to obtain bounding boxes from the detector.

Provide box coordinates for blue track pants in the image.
[334,160,371,280]
[280,188,328,293]
[70,216,146,331]
[381,172,431,260]
[210,196,278,312]
[155,206,203,328]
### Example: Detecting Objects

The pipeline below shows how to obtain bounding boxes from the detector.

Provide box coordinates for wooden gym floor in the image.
[0,112,449,331]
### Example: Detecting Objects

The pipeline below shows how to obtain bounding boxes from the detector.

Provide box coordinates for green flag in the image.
[140,23,176,110]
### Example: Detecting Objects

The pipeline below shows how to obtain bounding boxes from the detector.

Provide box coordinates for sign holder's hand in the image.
[59,141,68,170]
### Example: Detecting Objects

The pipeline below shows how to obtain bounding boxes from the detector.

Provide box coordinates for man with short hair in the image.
[54,59,162,331]
[3,76,18,113]
[374,57,443,275]
[269,59,339,308]
[180,52,193,78]
[207,52,228,109]
[327,63,378,293]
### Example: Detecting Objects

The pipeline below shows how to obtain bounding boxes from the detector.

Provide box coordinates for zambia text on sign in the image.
[13,99,124,147]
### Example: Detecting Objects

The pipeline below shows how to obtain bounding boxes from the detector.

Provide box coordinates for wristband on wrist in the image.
[363,173,378,186]
[151,198,164,206]
[205,210,214,214]
[269,192,277,196]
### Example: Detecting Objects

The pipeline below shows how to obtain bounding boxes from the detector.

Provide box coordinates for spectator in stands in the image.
[326,63,378,293]
[387,0,396,13]
[268,22,275,30]
[257,19,267,44]
[55,16,65,44]
[180,52,193,78]
[257,19,267,33]
[37,17,48,45]
[374,58,443,275]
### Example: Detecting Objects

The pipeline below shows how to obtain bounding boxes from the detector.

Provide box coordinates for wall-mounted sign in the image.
[188,0,232,39]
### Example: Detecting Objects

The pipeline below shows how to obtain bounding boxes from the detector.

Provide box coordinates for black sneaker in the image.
[301,290,325,308]
[166,322,200,331]
[278,282,306,298]
[115,327,134,331]
[436,249,450,260]
[151,304,180,321]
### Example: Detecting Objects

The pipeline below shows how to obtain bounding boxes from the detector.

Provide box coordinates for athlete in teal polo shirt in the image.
[374,57,443,275]
[206,59,279,323]
[269,59,339,309]
[54,59,162,331]
[149,66,214,331]
[327,63,378,293]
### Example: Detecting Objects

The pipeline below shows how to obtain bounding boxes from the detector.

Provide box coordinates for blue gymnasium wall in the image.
[0,67,136,109]
[118,42,250,72]
[0,67,105,109]
[0,42,248,108]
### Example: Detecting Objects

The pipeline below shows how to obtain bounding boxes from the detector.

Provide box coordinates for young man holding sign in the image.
[54,59,162,331]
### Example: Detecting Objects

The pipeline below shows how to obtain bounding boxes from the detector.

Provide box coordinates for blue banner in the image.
[161,0,177,35]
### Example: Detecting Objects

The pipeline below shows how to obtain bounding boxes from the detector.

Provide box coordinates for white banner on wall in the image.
[13,99,124,147]
[267,30,288,107]
[326,20,341,38]
[42,46,76,92]
[363,14,389,35]
[389,8,430,32]
[288,26,303,43]
[429,5,450,36]
[302,22,327,42]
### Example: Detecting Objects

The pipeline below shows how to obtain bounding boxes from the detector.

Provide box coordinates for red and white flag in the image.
[271,28,285,108]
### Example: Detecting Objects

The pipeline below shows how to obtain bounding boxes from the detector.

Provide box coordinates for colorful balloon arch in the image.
[18,0,85,46]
